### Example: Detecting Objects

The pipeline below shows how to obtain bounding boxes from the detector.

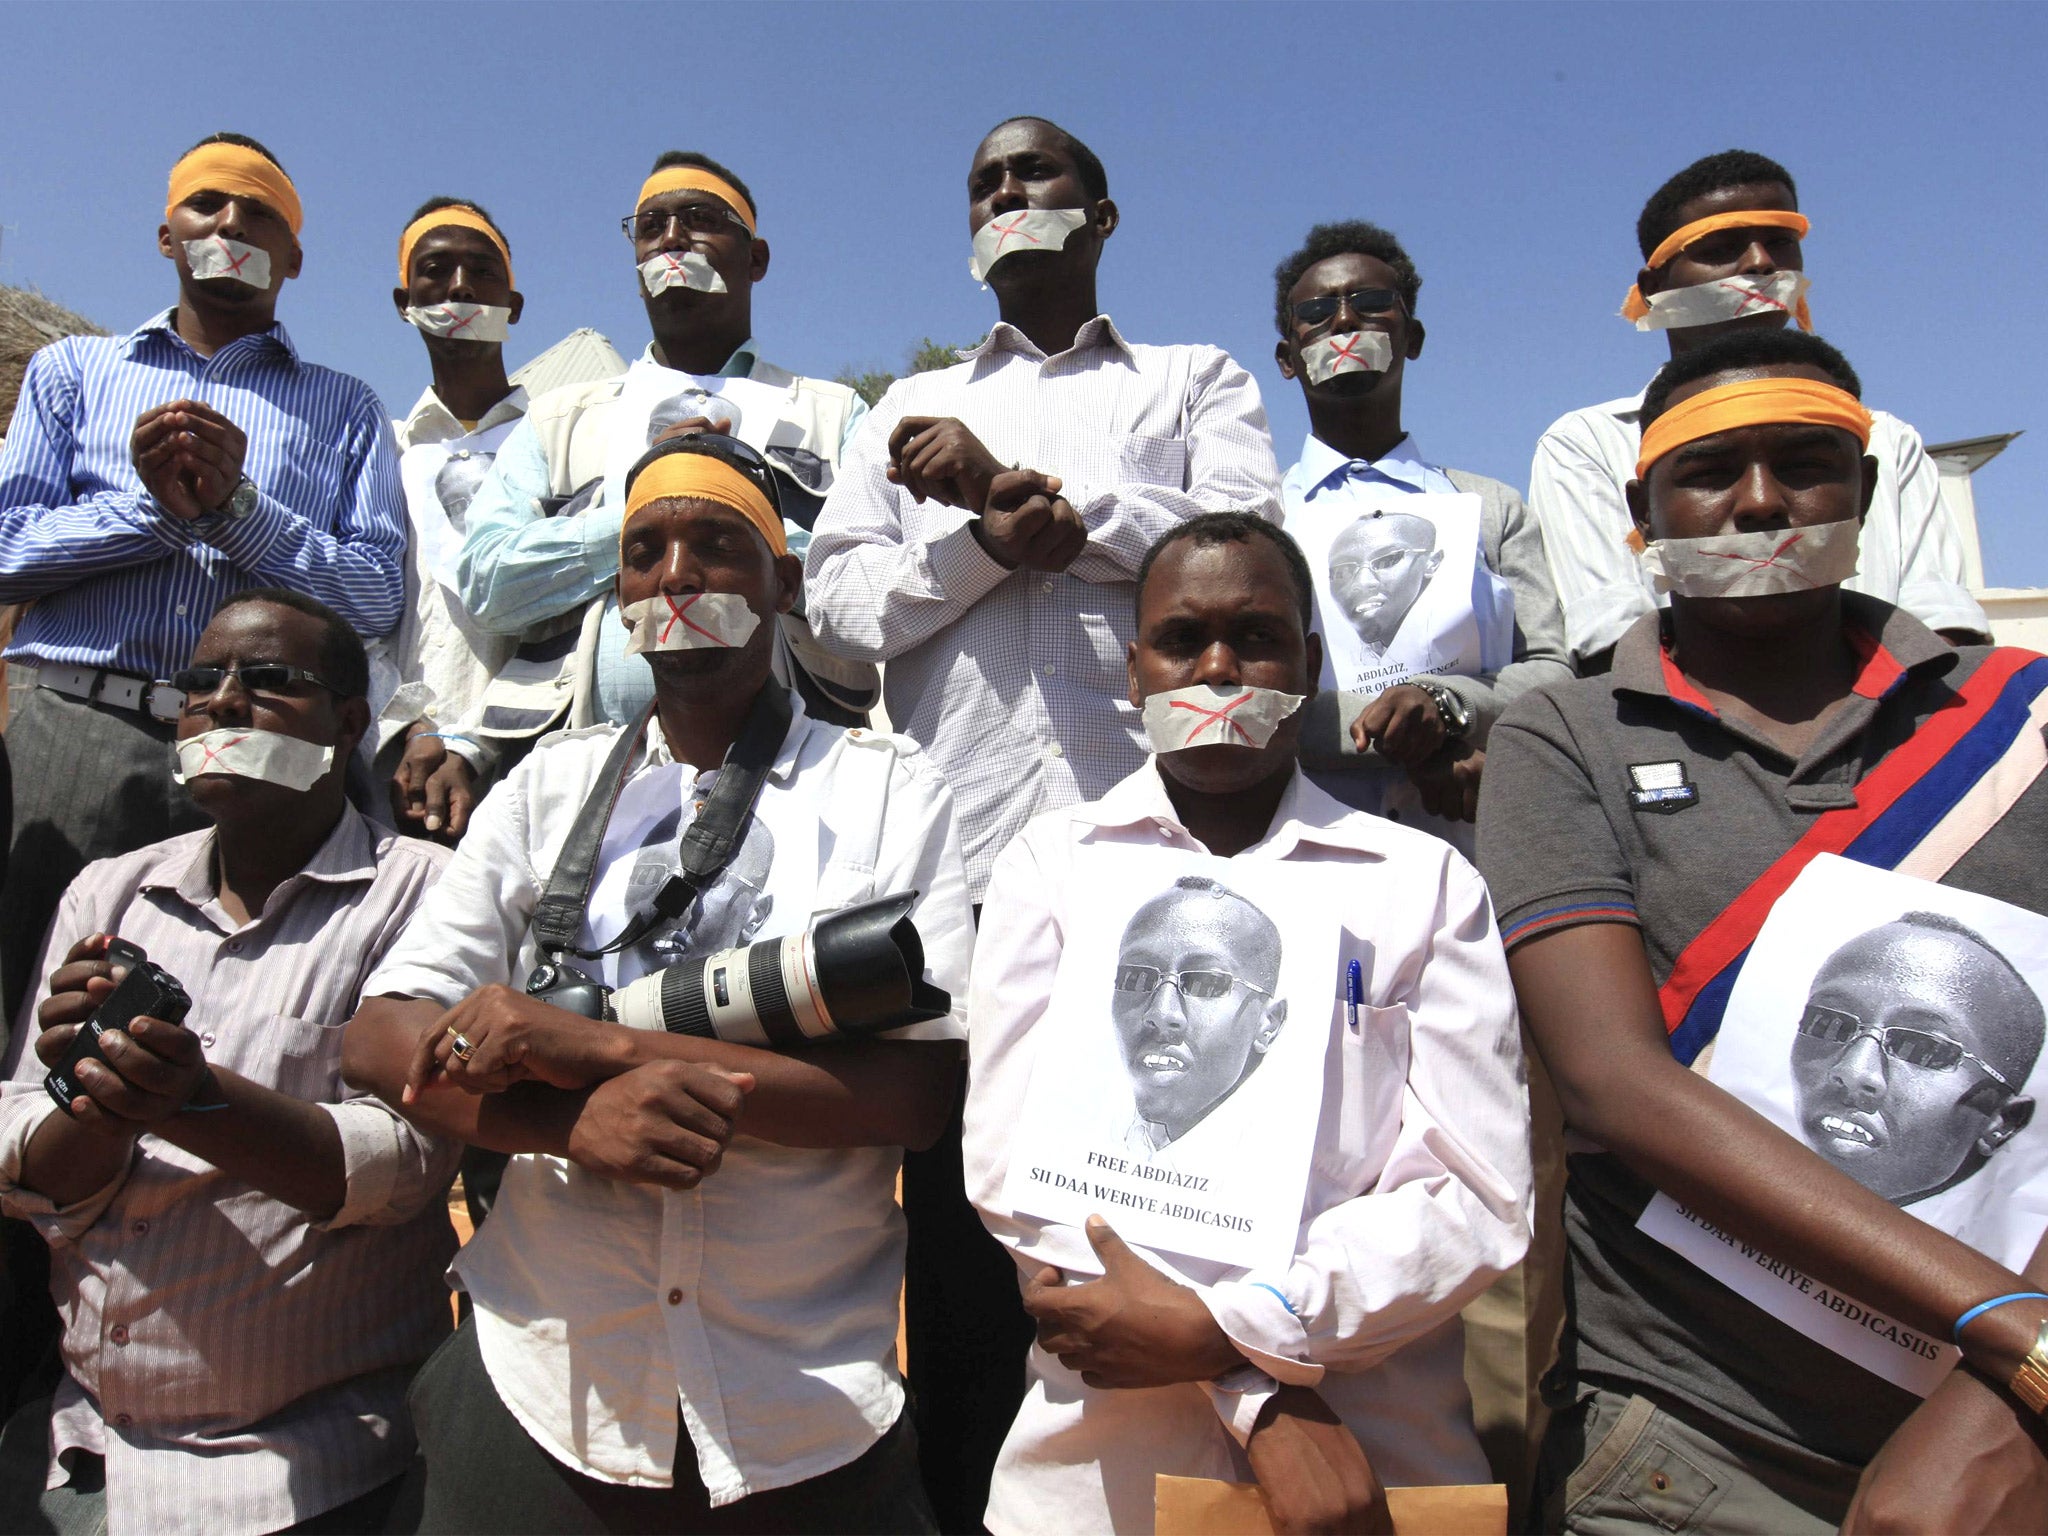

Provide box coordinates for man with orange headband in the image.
[804,114,1281,1534]
[1480,328,2048,1532]
[0,131,405,1030]
[342,433,970,1532]
[373,197,527,843]
[451,150,868,764]
[1528,148,1985,671]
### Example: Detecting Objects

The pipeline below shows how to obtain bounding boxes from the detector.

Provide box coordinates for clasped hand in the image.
[36,934,209,1137]
[886,417,1084,571]
[1021,1216,1244,1388]
[131,399,248,521]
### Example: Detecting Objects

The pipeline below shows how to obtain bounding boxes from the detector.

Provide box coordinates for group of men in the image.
[0,114,2038,1536]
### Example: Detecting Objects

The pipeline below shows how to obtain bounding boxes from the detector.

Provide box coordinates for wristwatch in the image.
[218,476,260,520]
[1412,679,1471,740]
[2011,1320,2048,1415]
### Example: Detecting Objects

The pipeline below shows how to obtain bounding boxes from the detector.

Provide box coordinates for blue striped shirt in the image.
[0,308,406,676]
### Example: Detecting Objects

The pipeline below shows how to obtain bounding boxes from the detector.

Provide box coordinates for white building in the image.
[1928,431,2044,649]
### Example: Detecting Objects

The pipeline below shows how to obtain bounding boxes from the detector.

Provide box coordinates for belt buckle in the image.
[144,683,184,724]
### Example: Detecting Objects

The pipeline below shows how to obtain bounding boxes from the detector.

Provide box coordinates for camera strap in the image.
[530,683,794,964]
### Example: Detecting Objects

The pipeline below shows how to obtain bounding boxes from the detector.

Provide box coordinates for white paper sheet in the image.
[1141,684,1303,754]
[639,249,728,296]
[1633,271,1811,331]
[1301,329,1392,384]
[621,591,762,654]
[1639,855,2048,1394]
[404,302,512,343]
[1641,518,1861,599]
[969,207,1088,282]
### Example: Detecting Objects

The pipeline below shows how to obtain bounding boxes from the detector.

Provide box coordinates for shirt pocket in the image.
[1313,1001,1411,1191]
[238,1013,347,1104]
[1115,432,1188,490]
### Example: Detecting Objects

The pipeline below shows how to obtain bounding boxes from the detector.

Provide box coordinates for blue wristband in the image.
[1953,1291,2048,1345]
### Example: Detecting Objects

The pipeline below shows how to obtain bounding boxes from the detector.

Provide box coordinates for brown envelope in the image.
[1154,1474,1508,1535]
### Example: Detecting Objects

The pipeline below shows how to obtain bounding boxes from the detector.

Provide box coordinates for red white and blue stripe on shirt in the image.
[0,309,405,677]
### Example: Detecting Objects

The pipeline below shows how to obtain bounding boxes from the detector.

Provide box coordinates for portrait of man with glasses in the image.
[1790,911,2044,1206]
[1110,874,1287,1152]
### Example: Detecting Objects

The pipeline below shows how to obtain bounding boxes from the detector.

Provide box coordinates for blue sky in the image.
[4,1,2041,581]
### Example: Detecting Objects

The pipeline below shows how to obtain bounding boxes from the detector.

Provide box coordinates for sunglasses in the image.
[621,203,750,243]
[1795,1003,2014,1090]
[1289,288,1403,330]
[166,664,344,700]
[1113,964,1272,1003]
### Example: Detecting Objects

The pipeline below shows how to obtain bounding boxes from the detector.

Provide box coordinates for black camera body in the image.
[524,960,615,1022]
[45,939,192,1115]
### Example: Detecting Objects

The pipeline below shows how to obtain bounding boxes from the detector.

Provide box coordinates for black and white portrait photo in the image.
[1327,511,1443,661]
[1791,912,2042,1206]
[623,805,777,973]
[1002,844,1348,1272]
[1112,875,1287,1152]
[1640,855,2048,1395]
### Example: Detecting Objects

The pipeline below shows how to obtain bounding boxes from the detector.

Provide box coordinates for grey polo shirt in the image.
[1477,592,2048,1477]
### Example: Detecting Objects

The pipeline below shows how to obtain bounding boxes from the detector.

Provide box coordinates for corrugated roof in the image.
[509,327,628,398]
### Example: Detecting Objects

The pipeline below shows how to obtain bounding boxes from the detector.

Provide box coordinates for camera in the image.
[45,939,193,1115]
[528,892,950,1047]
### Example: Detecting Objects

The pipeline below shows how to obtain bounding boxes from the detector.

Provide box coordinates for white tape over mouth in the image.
[640,250,728,296]
[969,207,1089,282]
[1633,271,1810,331]
[1641,518,1861,598]
[622,592,762,655]
[405,302,513,342]
[183,236,271,288]
[172,728,334,790]
[1301,329,1393,384]
[1142,683,1305,753]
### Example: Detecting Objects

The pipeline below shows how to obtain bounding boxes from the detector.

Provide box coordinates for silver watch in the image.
[1414,680,1471,740]
[219,476,259,520]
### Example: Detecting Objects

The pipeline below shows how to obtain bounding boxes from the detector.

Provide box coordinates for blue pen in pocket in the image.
[1345,958,1362,1031]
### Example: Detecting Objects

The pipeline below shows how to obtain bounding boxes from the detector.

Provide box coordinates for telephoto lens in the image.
[611,891,950,1048]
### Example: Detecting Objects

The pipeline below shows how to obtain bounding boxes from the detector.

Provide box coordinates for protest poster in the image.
[1640,854,2048,1393]
[1001,843,1348,1272]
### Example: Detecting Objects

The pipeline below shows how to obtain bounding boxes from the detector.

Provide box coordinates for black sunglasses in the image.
[1290,288,1403,329]
[167,664,344,699]
[621,204,749,242]
[1795,1003,2014,1089]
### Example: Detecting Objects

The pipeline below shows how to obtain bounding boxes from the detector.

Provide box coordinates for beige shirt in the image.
[0,808,459,1536]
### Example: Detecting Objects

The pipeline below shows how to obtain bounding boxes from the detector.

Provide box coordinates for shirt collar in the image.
[1073,757,1392,861]
[1610,590,1956,716]
[125,306,299,367]
[1292,431,1436,496]
[399,384,529,447]
[147,803,380,910]
[963,314,1134,367]
[641,688,812,784]
[637,336,760,379]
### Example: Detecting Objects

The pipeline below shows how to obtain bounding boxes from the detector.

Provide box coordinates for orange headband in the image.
[636,167,757,235]
[1621,210,1811,329]
[1635,377,1872,480]
[622,453,785,558]
[166,143,303,236]
[397,206,513,287]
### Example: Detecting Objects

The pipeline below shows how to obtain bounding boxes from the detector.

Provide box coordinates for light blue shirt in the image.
[456,339,866,725]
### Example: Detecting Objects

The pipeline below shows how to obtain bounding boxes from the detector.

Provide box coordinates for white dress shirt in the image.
[370,385,529,771]
[1528,387,1987,662]
[0,809,458,1536]
[963,760,1533,1534]
[364,696,973,1506]
[804,316,1282,898]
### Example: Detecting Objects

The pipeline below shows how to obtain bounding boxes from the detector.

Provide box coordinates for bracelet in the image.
[1952,1291,2048,1345]
[2012,1321,2048,1416]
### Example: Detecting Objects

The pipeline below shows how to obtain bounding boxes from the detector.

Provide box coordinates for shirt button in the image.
[175,604,187,616]
[1042,664,1056,677]
[115,1414,132,1428]
[110,1325,129,1346]
[1046,743,1063,758]
[201,1033,216,1048]
[1040,580,1054,594]
[225,939,242,954]
[131,1220,148,1237]
[667,1288,684,1306]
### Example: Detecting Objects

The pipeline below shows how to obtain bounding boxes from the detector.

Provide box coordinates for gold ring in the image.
[448,1031,477,1063]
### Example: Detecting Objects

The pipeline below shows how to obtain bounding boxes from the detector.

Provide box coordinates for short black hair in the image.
[1136,513,1315,630]
[1637,149,1798,261]
[1271,220,1421,333]
[183,131,288,177]
[648,150,758,222]
[1639,328,1860,428]
[209,588,369,699]
[982,117,1109,201]
[404,196,511,253]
